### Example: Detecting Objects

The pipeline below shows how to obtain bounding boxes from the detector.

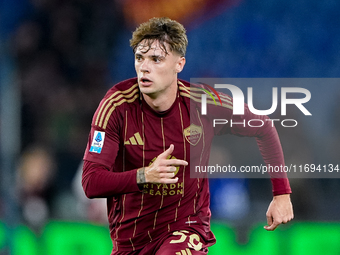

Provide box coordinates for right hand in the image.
[144,144,188,184]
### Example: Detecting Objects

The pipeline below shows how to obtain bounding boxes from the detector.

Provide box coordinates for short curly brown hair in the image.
[130,17,188,57]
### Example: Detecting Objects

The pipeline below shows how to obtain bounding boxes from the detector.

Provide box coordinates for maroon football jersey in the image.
[82,78,291,252]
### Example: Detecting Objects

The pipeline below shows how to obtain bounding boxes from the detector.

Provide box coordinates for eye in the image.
[135,55,142,61]
[152,56,161,63]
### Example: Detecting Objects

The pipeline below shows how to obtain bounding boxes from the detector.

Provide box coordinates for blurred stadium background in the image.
[1,0,340,254]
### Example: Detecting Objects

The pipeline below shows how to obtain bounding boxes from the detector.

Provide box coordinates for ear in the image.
[175,57,186,73]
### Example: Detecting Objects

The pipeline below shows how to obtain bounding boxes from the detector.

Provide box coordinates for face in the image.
[134,40,185,98]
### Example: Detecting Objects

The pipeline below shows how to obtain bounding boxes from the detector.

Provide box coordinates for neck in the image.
[143,83,178,112]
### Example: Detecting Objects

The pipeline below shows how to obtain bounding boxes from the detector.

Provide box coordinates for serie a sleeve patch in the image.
[89,131,105,153]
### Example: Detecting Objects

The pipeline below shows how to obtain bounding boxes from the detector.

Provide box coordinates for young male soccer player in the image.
[82,17,294,254]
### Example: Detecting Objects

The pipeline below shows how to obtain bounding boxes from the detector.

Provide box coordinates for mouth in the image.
[140,77,152,86]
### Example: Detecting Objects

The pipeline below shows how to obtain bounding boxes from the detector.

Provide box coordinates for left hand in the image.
[264,194,294,231]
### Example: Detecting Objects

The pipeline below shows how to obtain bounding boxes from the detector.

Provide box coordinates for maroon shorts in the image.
[112,229,209,255]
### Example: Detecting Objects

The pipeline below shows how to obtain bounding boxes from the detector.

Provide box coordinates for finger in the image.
[157,166,177,173]
[160,177,178,184]
[264,221,279,231]
[282,216,290,224]
[287,211,294,221]
[266,214,273,226]
[264,215,274,231]
[159,172,176,178]
[282,215,294,224]
[162,159,188,166]
[157,144,174,160]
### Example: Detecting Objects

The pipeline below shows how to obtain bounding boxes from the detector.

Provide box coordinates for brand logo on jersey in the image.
[89,131,105,153]
[184,124,202,146]
[124,132,144,145]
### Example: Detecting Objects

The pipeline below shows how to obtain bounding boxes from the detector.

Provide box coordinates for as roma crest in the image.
[184,124,202,146]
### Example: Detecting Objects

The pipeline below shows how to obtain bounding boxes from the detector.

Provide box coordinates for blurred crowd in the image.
[1,0,339,234]
[10,0,121,228]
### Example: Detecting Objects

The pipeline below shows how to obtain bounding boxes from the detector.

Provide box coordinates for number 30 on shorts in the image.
[170,230,203,251]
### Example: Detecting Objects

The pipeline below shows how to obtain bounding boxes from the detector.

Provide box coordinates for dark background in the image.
[1,0,339,247]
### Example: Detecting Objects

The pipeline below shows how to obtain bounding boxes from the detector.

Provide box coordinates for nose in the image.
[139,59,150,73]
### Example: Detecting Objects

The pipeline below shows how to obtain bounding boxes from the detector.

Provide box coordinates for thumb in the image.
[264,221,278,231]
[158,144,174,159]
[266,214,273,226]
